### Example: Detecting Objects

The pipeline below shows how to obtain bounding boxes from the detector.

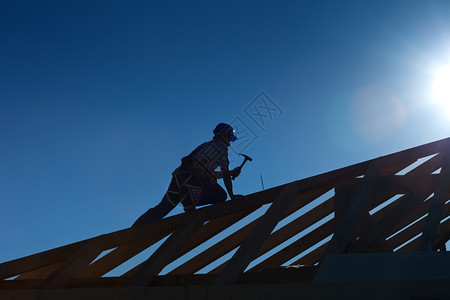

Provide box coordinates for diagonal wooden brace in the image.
[125,211,206,287]
[419,146,450,251]
[38,237,105,289]
[325,160,380,255]
[214,183,299,285]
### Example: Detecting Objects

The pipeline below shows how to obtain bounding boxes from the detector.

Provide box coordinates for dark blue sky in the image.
[2,1,450,270]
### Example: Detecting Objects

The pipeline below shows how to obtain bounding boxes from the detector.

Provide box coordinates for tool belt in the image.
[176,141,218,182]
[173,160,217,182]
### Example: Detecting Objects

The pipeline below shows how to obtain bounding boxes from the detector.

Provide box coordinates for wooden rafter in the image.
[1,137,450,296]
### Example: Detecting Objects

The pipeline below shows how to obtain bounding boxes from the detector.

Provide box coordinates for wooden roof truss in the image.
[1,138,450,295]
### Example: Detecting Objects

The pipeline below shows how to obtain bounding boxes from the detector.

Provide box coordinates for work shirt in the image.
[179,138,230,177]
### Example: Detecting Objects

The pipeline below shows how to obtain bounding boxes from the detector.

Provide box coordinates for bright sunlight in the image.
[431,64,450,116]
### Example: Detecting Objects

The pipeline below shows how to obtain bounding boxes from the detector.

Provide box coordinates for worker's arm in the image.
[214,168,241,179]
[221,168,243,200]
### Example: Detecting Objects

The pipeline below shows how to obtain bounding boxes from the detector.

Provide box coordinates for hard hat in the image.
[213,123,237,142]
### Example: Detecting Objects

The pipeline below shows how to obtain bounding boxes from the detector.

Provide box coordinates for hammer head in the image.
[239,153,253,162]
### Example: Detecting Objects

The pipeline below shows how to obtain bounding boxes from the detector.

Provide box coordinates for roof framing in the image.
[2,137,450,298]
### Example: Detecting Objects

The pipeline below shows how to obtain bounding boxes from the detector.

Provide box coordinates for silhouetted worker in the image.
[132,123,243,227]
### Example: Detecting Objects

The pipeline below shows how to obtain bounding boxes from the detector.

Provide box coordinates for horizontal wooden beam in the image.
[314,252,450,283]
[4,278,450,299]
[1,267,317,290]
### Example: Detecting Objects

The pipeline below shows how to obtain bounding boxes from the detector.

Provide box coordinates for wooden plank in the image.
[121,260,145,277]
[168,217,259,276]
[15,263,62,280]
[126,209,256,278]
[376,137,448,169]
[38,238,105,289]
[214,183,299,285]
[384,195,450,250]
[334,186,351,231]
[1,138,446,280]
[209,197,334,274]
[352,192,430,253]
[0,243,83,281]
[292,243,328,266]
[332,186,392,253]
[248,219,334,272]
[333,158,440,252]
[78,238,158,278]
[80,210,255,278]
[90,210,259,278]
[255,197,334,258]
[357,181,439,252]
[351,160,426,253]
[2,267,319,289]
[341,155,442,254]
[419,147,450,251]
[116,210,256,278]
[168,187,329,276]
[0,214,184,280]
[389,217,426,250]
[174,209,257,259]
[213,181,409,273]
[5,279,450,299]
[397,216,450,252]
[354,155,446,252]
[325,160,380,255]
[350,211,392,253]
[0,184,280,280]
[124,211,206,287]
[342,189,408,254]
[314,252,450,283]
[387,201,450,251]
[0,190,269,280]
[435,228,450,252]
[384,201,432,249]
[79,203,239,277]
[375,174,439,194]
[367,153,443,211]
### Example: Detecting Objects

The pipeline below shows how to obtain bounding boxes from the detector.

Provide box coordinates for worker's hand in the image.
[230,167,241,178]
[231,194,245,201]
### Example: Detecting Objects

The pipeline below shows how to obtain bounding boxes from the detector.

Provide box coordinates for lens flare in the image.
[350,85,406,142]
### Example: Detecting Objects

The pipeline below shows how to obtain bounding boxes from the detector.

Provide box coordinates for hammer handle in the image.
[232,160,248,180]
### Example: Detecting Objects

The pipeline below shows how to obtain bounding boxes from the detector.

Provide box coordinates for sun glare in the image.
[431,65,450,115]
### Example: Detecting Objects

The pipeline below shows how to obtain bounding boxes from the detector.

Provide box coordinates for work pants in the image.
[132,172,227,227]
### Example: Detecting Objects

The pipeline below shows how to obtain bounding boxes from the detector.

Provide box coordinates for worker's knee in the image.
[218,188,227,202]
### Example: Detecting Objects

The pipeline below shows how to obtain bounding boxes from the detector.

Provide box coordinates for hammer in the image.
[232,153,253,180]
